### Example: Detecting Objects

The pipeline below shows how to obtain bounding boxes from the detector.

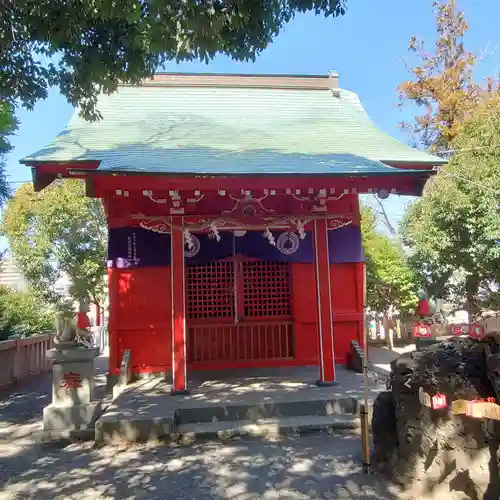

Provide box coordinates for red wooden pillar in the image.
[313,218,336,385]
[171,217,188,394]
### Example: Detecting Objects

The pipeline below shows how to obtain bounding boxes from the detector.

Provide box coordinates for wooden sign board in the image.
[432,393,448,410]
[468,402,500,420]
[419,388,448,410]
[451,399,468,415]
[419,387,432,407]
[420,390,500,419]
[451,399,500,420]
[482,403,500,420]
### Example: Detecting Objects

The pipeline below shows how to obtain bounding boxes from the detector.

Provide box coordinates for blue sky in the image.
[5,0,500,232]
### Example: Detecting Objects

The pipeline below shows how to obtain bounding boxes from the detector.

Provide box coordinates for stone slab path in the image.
[368,345,416,376]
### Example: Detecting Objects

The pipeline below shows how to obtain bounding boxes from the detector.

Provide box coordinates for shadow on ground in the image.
[0,359,400,499]
[0,432,400,499]
[103,366,385,424]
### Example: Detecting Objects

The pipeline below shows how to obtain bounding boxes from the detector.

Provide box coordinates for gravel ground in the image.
[0,369,404,500]
[0,432,404,500]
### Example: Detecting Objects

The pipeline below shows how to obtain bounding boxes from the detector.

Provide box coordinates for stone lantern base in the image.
[43,345,102,434]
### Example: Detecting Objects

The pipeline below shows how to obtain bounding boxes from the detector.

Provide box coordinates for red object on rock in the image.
[468,323,485,340]
[412,322,431,338]
[415,298,431,317]
[432,393,447,410]
[449,323,485,339]
[451,324,466,335]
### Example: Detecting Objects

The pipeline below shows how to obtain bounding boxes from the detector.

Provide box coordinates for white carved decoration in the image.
[146,192,168,204]
[277,232,300,255]
[184,228,195,250]
[210,222,221,242]
[264,228,276,246]
[295,220,307,240]
[135,214,353,235]
[184,234,201,258]
[223,192,275,215]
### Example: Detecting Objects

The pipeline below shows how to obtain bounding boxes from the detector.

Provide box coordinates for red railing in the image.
[187,322,294,364]
[0,333,54,389]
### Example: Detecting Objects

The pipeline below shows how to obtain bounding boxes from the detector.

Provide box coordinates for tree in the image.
[0,102,17,202]
[401,102,500,316]
[361,204,418,315]
[0,0,346,120]
[398,0,500,316]
[1,180,107,311]
[361,204,419,348]
[0,284,55,340]
[398,0,497,152]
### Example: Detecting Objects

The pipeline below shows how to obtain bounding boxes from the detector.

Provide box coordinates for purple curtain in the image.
[107,225,363,268]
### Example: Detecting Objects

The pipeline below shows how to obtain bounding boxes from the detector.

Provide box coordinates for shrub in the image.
[0,285,55,340]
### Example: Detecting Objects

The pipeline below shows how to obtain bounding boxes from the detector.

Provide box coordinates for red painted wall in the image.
[108,262,363,374]
[108,267,172,375]
[291,262,363,366]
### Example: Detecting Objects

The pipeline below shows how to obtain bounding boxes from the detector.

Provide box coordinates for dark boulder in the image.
[372,333,500,499]
[371,391,398,474]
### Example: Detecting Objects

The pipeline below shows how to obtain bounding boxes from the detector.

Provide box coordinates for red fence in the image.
[0,334,54,389]
[187,322,294,365]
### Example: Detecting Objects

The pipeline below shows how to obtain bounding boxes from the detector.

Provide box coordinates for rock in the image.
[485,332,500,401]
[487,352,500,400]
[372,335,500,499]
[371,391,398,473]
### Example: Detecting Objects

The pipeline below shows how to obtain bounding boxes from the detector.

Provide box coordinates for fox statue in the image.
[54,301,93,347]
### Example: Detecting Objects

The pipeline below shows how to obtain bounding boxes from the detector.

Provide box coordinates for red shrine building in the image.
[22,72,444,392]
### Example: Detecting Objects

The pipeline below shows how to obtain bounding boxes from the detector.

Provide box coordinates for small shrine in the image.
[22,72,444,392]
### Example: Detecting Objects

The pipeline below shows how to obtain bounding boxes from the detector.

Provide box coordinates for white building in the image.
[0,257,28,291]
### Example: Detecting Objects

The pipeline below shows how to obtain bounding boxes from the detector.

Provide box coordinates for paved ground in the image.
[368,345,416,376]
[0,358,408,500]
[0,430,403,499]
[102,365,385,427]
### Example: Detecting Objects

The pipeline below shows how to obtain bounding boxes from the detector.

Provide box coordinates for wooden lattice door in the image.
[186,261,235,321]
[186,258,294,365]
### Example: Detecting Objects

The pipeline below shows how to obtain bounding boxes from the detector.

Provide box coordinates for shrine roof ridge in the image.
[136,71,339,91]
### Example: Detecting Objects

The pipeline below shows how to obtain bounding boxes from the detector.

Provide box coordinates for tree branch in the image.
[372,195,397,236]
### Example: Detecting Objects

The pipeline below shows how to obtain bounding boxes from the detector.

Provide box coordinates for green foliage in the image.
[0,102,17,203]
[1,180,107,308]
[0,0,346,120]
[361,204,418,314]
[0,285,55,340]
[398,0,500,313]
[401,103,500,312]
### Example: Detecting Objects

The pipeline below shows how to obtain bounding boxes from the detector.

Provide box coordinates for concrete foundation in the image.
[43,401,103,431]
[95,365,383,444]
[43,346,102,433]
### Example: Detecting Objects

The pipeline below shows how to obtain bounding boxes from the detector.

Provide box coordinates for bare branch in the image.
[479,38,500,61]
[372,195,397,236]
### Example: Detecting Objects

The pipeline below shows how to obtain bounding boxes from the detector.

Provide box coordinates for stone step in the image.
[95,415,175,444]
[176,397,359,425]
[174,414,361,441]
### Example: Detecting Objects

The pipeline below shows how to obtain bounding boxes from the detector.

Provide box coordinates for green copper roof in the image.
[22,80,444,176]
